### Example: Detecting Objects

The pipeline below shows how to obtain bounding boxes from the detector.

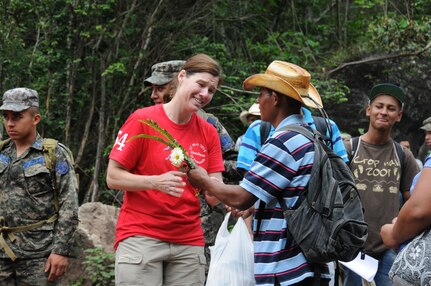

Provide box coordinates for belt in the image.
[0,214,58,261]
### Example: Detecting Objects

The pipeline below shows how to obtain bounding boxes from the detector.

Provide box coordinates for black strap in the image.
[349,136,360,163]
[393,141,406,194]
[312,116,332,148]
[260,121,272,146]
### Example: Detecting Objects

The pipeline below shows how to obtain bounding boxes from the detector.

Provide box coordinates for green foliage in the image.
[366,16,431,53]
[102,62,127,77]
[1,0,430,204]
[313,78,350,104]
[81,247,115,286]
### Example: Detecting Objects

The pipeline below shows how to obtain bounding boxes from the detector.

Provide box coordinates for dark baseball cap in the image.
[0,88,39,112]
[144,60,186,86]
[369,83,405,105]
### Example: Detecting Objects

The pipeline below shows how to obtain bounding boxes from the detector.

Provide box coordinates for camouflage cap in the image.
[0,88,39,112]
[144,60,186,86]
[420,116,431,132]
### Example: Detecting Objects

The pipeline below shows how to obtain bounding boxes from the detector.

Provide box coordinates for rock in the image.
[59,202,119,286]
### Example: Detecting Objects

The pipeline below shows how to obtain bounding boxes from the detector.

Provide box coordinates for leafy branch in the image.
[130,119,196,170]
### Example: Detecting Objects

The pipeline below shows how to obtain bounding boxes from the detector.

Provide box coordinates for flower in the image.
[130,119,196,171]
[170,147,184,167]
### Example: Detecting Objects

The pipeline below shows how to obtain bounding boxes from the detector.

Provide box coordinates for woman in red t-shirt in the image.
[107,53,225,286]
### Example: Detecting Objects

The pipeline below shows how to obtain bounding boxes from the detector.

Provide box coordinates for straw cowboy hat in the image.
[243,60,323,109]
[239,103,260,125]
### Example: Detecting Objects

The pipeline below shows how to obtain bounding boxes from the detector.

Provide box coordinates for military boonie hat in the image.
[420,116,431,132]
[0,88,39,112]
[369,83,405,105]
[144,60,186,86]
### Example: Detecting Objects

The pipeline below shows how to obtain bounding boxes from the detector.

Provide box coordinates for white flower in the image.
[170,147,185,167]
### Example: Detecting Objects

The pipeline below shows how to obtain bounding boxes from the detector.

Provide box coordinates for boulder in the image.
[59,202,119,286]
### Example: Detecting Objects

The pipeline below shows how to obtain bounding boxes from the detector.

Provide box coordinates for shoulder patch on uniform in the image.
[0,153,11,165]
[55,160,69,175]
[206,116,217,125]
[220,134,233,151]
[23,156,45,168]
[33,140,43,149]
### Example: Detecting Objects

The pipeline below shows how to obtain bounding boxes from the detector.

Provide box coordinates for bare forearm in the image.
[205,173,223,206]
[107,168,155,191]
[392,201,431,243]
[106,159,186,195]
[392,169,431,243]
[198,176,255,209]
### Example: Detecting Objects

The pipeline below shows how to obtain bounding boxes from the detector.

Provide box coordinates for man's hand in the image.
[45,253,69,282]
[187,166,210,189]
[226,206,255,219]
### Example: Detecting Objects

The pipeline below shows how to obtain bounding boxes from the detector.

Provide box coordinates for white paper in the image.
[339,252,378,282]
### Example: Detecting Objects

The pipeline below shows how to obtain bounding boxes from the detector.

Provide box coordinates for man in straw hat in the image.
[236,87,348,176]
[187,60,332,285]
[235,62,348,286]
[344,83,419,286]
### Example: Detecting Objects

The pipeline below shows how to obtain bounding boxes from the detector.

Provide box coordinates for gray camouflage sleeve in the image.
[51,145,79,256]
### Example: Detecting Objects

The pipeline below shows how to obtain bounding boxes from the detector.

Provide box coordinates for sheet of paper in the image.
[339,252,378,282]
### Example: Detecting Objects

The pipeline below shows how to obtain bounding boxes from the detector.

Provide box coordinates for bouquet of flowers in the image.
[130,119,196,171]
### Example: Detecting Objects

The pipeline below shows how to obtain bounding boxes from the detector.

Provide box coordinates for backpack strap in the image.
[312,116,333,148]
[260,121,272,146]
[393,141,406,192]
[348,136,360,163]
[312,116,327,135]
[42,138,60,213]
[0,139,11,152]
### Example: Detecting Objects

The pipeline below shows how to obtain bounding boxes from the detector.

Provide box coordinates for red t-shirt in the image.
[110,104,224,248]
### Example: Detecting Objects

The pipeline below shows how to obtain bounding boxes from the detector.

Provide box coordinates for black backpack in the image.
[274,125,368,263]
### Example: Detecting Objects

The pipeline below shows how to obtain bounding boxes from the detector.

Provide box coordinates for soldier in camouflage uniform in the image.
[144,61,241,275]
[0,88,79,285]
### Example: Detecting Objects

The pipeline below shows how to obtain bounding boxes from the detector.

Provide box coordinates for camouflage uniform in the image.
[0,88,79,285]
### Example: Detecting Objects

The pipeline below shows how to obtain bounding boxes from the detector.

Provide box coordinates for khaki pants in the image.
[115,236,206,286]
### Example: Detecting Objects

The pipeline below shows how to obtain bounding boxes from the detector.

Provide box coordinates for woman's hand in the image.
[153,171,186,197]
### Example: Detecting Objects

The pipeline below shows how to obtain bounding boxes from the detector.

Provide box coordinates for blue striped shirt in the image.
[237,107,348,172]
[240,115,330,285]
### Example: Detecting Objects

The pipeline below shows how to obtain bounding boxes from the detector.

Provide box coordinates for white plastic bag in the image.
[206,212,255,286]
